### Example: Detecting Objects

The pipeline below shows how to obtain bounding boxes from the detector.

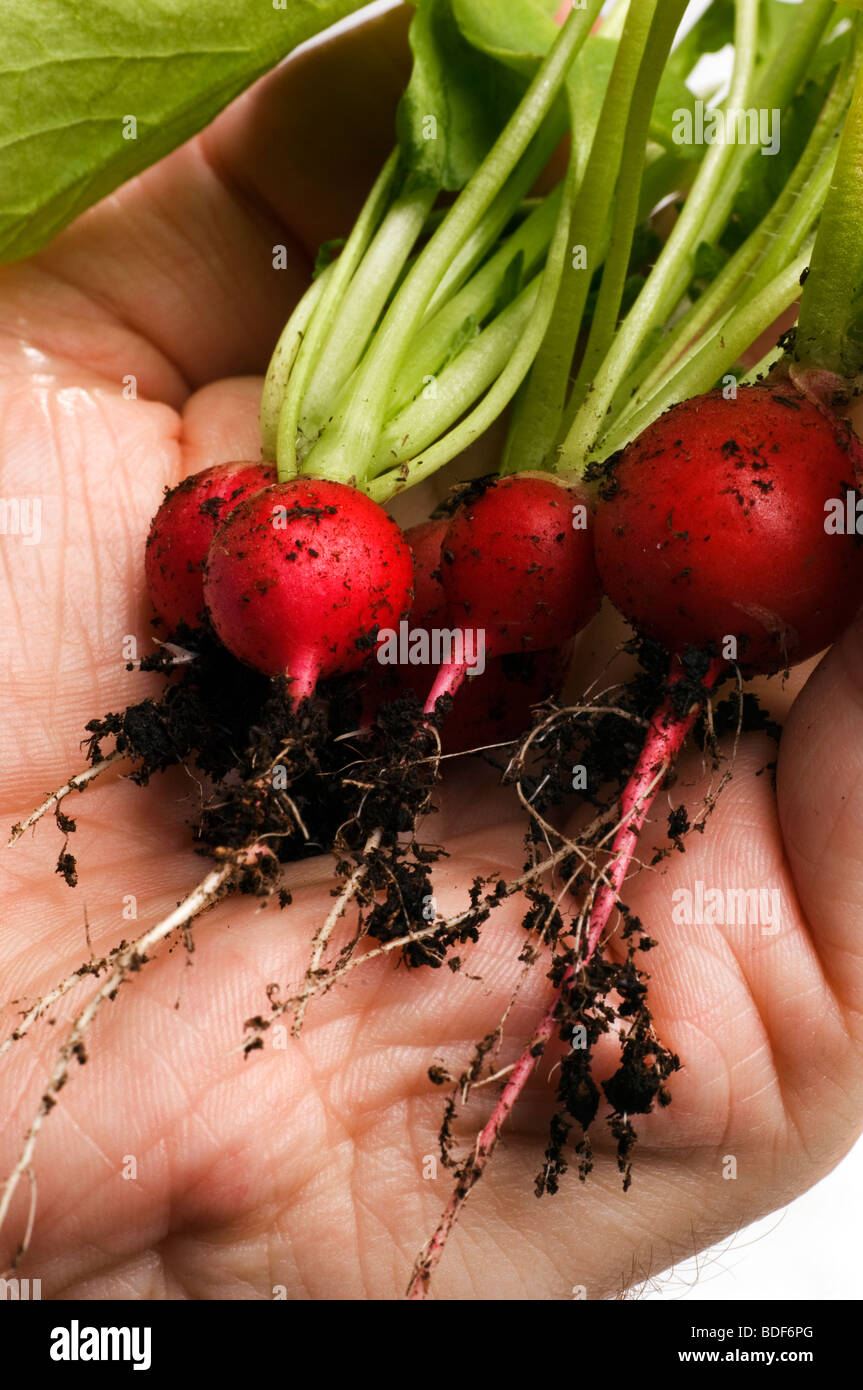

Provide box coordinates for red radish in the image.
[584,382,863,994]
[441,645,574,752]
[366,516,574,749]
[425,474,601,710]
[203,479,414,702]
[594,385,863,674]
[403,518,449,627]
[410,382,863,1299]
[145,460,276,632]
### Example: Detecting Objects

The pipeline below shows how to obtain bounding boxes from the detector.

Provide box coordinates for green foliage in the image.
[0,0,369,262]
[396,0,526,190]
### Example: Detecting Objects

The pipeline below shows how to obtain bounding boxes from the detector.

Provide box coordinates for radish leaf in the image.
[0,0,366,263]
[396,0,525,191]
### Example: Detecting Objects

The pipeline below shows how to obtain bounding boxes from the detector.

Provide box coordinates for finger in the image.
[203,5,412,259]
[778,611,863,1026]
[180,377,264,471]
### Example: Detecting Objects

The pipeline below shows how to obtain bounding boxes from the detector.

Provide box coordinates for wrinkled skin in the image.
[1,8,862,1301]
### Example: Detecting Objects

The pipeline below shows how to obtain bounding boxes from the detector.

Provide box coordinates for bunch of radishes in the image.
[144,461,601,740]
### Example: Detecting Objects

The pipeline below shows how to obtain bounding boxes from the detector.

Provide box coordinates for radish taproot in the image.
[365,515,575,750]
[584,380,863,968]
[203,479,414,702]
[145,461,276,632]
[424,474,600,711]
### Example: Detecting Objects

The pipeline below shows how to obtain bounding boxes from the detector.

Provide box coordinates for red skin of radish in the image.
[421,475,599,711]
[440,474,601,656]
[145,461,276,632]
[365,517,574,750]
[203,479,414,700]
[594,385,863,674]
[403,518,449,627]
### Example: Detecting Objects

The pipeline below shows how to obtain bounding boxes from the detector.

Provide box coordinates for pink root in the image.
[584,653,725,957]
[407,653,725,1299]
[407,980,564,1300]
[423,661,469,714]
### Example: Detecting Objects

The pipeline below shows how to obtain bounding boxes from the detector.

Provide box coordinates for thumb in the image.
[778,606,863,1030]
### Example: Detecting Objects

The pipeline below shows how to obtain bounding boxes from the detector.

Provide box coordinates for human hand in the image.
[1,6,862,1301]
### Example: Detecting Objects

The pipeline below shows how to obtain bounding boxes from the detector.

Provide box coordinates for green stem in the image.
[596,245,811,461]
[558,0,762,473]
[368,278,541,476]
[300,0,603,488]
[796,25,863,378]
[388,188,561,416]
[700,0,839,246]
[366,127,582,506]
[608,49,857,435]
[422,107,567,320]
[272,149,401,481]
[296,174,438,444]
[260,264,331,461]
[499,0,664,477]
[567,0,690,417]
[613,150,835,427]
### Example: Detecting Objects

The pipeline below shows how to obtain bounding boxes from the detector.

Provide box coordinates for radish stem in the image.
[796,18,863,378]
[300,0,603,488]
[500,0,679,477]
[608,44,859,432]
[558,0,762,469]
[273,150,402,478]
[598,246,812,458]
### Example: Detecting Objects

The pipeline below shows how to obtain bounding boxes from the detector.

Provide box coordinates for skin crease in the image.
[1,8,863,1302]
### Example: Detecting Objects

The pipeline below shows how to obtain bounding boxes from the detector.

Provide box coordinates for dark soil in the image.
[65,621,753,1202]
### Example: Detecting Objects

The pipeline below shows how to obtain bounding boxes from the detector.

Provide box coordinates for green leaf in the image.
[693,239,730,281]
[0,0,367,263]
[450,0,559,72]
[449,1,609,178]
[451,1,697,165]
[396,0,526,191]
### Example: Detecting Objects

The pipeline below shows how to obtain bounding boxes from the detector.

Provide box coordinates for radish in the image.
[203,479,414,702]
[402,517,449,628]
[593,385,863,674]
[583,380,863,980]
[366,515,575,750]
[424,474,600,711]
[145,461,276,632]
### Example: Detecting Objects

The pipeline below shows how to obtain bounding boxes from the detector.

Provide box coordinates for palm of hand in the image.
[2,12,862,1301]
